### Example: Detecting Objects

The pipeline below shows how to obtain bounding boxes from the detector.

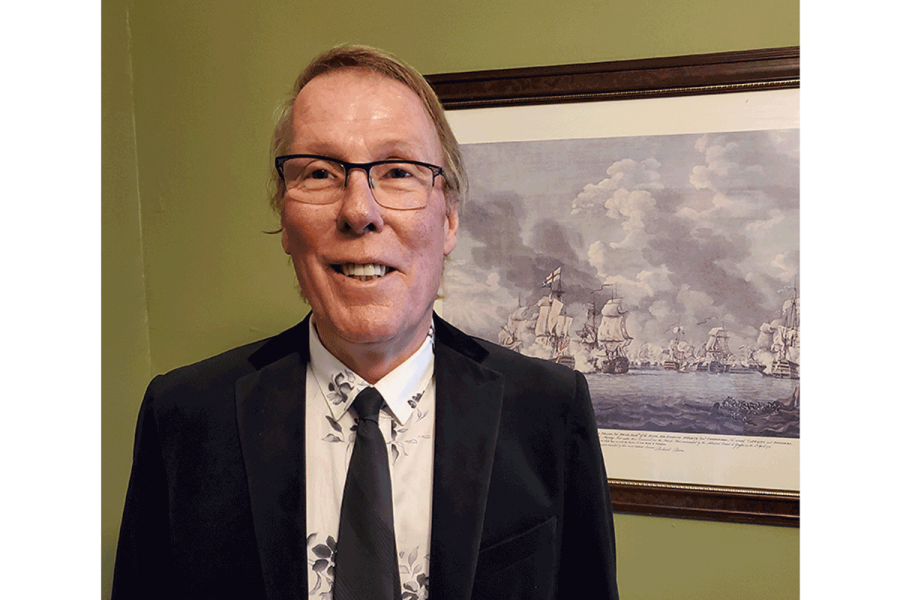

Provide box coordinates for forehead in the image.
[290,68,440,158]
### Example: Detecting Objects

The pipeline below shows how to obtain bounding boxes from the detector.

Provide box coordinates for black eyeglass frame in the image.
[275,154,444,189]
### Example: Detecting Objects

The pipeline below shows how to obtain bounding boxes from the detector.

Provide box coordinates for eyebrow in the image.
[291,139,436,163]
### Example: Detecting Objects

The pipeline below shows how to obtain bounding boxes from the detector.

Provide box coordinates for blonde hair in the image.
[269,45,467,217]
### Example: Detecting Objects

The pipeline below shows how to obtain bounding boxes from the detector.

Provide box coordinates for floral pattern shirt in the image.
[305,319,435,599]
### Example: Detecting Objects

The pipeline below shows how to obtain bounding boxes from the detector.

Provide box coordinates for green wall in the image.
[102,0,799,597]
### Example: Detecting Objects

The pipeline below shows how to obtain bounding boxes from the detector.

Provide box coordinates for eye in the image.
[301,160,342,182]
[290,160,346,193]
[374,162,430,185]
[384,165,415,179]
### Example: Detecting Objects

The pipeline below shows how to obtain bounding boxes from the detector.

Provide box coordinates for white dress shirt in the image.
[305,318,436,599]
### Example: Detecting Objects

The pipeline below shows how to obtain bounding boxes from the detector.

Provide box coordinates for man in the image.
[113,45,618,600]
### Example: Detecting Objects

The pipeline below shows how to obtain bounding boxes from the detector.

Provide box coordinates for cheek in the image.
[281,221,322,288]
[413,218,448,261]
[412,223,453,288]
[282,207,327,256]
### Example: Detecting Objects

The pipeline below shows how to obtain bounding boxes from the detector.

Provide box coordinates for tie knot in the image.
[352,387,383,422]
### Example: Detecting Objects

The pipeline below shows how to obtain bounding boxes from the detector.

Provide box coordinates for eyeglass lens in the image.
[280,157,436,210]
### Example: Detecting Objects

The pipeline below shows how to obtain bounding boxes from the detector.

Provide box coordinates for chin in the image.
[334,303,431,346]
[335,319,391,344]
[319,303,385,333]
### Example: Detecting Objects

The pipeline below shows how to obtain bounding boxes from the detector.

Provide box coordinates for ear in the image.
[443,202,459,256]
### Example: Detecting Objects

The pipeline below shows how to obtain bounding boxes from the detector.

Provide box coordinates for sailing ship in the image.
[576,295,602,370]
[534,267,576,369]
[596,291,632,374]
[699,326,731,374]
[771,290,800,379]
[663,326,692,372]
[498,303,531,353]
[576,301,600,351]
[750,287,800,379]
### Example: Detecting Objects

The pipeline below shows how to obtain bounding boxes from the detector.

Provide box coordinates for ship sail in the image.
[597,298,632,351]
[540,270,576,367]
[700,326,732,373]
[664,325,690,371]
[771,291,800,378]
[577,298,602,351]
[596,295,632,374]
[556,314,574,339]
[534,297,552,339]
[499,305,530,352]
[495,267,578,369]
[706,327,730,356]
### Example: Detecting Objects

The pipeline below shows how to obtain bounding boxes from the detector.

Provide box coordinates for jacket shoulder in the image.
[477,336,581,396]
[434,315,581,397]
[145,320,308,405]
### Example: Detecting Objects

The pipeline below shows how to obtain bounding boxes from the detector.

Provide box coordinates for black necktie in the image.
[333,387,401,600]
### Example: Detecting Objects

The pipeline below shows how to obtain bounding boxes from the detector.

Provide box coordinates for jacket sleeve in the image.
[557,371,619,599]
[111,382,178,599]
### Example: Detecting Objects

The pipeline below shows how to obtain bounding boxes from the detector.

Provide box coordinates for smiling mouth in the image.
[338,263,391,281]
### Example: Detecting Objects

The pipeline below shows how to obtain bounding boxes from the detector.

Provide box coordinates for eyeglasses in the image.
[275,154,444,210]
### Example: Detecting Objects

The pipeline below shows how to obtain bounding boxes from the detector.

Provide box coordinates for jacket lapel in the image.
[236,319,311,600]
[429,317,504,600]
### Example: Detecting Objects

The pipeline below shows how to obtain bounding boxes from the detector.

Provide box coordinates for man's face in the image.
[281,68,458,369]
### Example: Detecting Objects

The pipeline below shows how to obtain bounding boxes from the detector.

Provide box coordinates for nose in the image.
[337,169,385,234]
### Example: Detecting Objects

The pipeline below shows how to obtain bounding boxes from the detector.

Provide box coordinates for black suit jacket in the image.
[113,315,618,599]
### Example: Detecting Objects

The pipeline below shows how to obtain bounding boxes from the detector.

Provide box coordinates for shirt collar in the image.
[308,317,435,426]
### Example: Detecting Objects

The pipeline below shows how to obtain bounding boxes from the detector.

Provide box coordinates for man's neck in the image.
[312,318,432,384]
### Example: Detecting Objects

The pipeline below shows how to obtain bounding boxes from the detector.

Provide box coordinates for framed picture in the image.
[428,47,800,526]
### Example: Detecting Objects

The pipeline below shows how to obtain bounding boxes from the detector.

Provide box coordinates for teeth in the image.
[341,263,387,278]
